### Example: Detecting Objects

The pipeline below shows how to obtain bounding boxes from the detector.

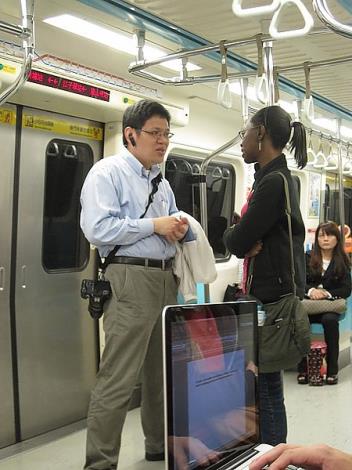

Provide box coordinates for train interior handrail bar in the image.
[0,0,35,106]
[313,0,352,40]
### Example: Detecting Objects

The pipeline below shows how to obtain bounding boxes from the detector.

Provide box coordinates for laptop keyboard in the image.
[261,466,303,470]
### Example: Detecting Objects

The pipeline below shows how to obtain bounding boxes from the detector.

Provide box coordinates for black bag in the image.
[258,294,311,373]
[248,172,311,373]
[223,283,244,302]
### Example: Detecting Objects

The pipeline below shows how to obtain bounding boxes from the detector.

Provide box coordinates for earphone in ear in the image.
[129,135,136,147]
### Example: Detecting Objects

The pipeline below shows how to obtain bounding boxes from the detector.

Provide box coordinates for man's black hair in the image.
[122,99,171,147]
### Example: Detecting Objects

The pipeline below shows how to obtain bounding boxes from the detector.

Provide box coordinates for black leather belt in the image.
[111,256,173,270]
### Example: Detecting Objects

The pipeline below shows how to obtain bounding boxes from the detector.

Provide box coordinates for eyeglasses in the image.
[239,125,260,139]
[138,129,174,140]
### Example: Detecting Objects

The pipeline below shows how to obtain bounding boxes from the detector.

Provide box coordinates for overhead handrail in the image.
[232,0,280,17]
[128,29,328,86]
[269,0,314,39]
[276,55,352,126]
[0,0,35,106]
[313,0,352,39]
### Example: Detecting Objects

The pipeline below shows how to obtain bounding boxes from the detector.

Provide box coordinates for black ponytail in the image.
[289,121,307,169]
[251,105,307,169]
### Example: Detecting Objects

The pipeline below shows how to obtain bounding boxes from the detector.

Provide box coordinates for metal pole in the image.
[240,78,249,124]
[199,134,242,237]
[306,126,349,147]
[0,0,34,106]
[313,0,352,39]
[199,134,241,302]
[278,55,352,73]
[0,20,29,37]
[263,41,275,105]
[336,118,345,244]
[129,28,329,77]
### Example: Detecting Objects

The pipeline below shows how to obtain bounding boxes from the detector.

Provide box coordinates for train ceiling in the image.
[0,0,351,120]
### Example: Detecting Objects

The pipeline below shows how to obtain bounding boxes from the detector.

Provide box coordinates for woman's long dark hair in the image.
[310,221,351,279]
[251,105,307,169]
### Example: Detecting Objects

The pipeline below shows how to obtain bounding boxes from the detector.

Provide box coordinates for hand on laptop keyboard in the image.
[250,443,352,470]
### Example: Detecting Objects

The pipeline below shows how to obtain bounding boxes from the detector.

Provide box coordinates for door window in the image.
[42,139,93,271]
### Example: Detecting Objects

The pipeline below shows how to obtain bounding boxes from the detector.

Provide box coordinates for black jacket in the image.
[224,154,306,303]
[306,253,351,299]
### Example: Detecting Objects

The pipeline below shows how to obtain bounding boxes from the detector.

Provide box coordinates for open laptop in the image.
[162,301,272,470]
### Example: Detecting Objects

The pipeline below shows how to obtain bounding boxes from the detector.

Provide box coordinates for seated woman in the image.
[298,221,351,385]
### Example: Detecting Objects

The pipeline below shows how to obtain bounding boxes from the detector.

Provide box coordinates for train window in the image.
[42,139,93,271]
[324,173,352,227]
[165,154,235,260]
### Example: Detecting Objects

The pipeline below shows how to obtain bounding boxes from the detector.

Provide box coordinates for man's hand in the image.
[153,216,189,242]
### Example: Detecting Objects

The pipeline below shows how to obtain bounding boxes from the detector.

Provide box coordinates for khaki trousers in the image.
[84,263,177,469]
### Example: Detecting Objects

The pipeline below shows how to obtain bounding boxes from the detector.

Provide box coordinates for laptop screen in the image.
[163,301,259,470]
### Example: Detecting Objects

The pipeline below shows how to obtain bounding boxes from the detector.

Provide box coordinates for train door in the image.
[0,105,16,447]
[1,105,102,444]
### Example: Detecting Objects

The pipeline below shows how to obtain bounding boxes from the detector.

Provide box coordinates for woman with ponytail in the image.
[224,105,307,446]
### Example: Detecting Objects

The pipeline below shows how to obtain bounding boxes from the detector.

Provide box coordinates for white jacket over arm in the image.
[173,212,217,302]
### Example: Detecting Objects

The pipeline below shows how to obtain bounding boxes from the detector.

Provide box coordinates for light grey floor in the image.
[0,366,351,469]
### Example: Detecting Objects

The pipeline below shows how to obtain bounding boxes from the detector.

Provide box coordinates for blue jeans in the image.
[258,371,287,445]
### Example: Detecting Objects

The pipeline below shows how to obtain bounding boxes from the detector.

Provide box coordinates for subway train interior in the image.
[0,0,352,468]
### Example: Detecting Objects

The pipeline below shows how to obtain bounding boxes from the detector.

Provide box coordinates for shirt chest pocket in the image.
[149,193,169,216]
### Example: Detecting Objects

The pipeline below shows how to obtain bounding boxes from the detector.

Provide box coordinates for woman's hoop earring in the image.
[258,140,262,151]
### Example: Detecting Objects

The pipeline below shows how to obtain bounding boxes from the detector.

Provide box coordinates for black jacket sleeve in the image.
[324,269,351,298]
[223,173,284,258]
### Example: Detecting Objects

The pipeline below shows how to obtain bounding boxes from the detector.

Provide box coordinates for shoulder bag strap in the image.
[275,171,296,297]
[99,172,163,271]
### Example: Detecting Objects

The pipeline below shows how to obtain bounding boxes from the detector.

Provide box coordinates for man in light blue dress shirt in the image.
[81,100,189,469]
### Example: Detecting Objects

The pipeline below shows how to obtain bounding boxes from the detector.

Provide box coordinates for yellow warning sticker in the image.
[0,63,17,74]
[0,108,16,125]
[22,113,103,140]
